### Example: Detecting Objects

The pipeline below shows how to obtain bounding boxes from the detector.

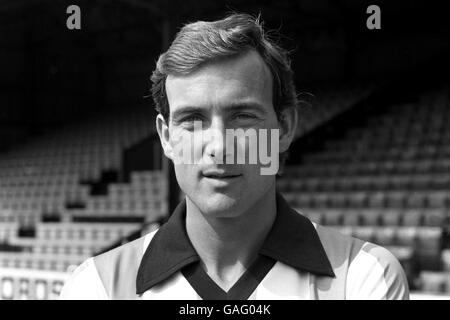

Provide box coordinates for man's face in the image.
[160,50,281,218]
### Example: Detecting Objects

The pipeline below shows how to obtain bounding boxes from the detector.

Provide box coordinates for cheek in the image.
[242,166,276,198]
[169,131,204,164]
[234,130,278,167]
[174,164,196,178]
[173,164,198,193]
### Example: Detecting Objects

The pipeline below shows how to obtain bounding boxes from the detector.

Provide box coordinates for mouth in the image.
[201,171,242,179]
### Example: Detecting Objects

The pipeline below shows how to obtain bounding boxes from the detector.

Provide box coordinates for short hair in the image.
[151,13,298,169]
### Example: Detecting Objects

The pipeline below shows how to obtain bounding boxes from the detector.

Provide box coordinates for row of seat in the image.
[0,169,162,184]
[328,225,442,250]
[67,208,166,221]
[86,198,166,211]
[0,222,19,241]
[0,252,82,272]
[107,187,166,197]
[1,173,94,183]
[418,271,450,294]
[284,190,450,209]
[0,184,88,191]
[130,171,166,183]
[0,189,90,201]
[284,159,450,177]
[277,174,450,192]
[1,174,79,182]
[33,222,142,241]
[9,238,112,257]
[362,113,450,126]
[304,150,450,164]
[348,132,450,144]
[1,201,66,211]
[0,158,121,168]
[349,122,450,136]
[328,133,450,149]
[331,226,442,273]
[0,148,122,159]
[0,214,34,224]
[0,162,119,175]
[297,208,447,227]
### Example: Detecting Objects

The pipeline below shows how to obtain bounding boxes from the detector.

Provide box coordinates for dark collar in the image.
[136,193,335,294]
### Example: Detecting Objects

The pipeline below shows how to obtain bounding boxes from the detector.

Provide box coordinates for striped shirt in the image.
[60,194,409,300]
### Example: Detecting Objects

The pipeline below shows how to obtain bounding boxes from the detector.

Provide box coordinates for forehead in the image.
[165,50,273,114]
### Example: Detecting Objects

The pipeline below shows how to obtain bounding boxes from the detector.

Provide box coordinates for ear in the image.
[278,107,298,153]
[156,114,174,160]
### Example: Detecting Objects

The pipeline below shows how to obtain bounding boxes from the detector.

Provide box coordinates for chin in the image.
[195,192,245,218]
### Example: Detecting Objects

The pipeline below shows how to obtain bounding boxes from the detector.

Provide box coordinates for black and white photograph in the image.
[1,0,450,304]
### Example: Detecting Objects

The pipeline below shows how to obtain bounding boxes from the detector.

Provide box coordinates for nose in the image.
[203,117,228,163]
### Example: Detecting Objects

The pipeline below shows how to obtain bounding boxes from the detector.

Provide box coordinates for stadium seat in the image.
[321,209,343,226]
[416,227,442,254]
[427,191,449,208]
[402,210,423,226]
[422,209,446,227]
[386,246,414,263]
[396,227,418,247]
[380,209,402,226]
[341,210,361,226]
[359,209,381,226]
[373,227,397,247]
[441,249,450,272]
[352,227,375,243]
[419,271,448,294]
[367,192,386,208]
[406,192,427,208]
[386,191,407,208]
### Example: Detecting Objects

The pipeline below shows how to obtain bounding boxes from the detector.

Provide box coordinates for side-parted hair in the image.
[150,13,298,168]
[151,13,298,121]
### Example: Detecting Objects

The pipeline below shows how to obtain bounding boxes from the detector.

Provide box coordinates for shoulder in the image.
[59,257,108,299]
[93,230,158,299]
[93,229,158,268]
[94,232,152,269]
[347,241,409,299]
[314,223,366,266]
[357,241,404,267]
[312,223,409,299]
[59,230,159,300]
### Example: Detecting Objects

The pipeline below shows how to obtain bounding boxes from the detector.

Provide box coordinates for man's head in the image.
[152,13,298,217]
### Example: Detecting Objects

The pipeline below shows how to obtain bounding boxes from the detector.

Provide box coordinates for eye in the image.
[181,114,205,123]
[234,113,257,120]
[175,113,207,131]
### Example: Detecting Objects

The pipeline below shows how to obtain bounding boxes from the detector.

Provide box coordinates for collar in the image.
[136,193,335,294]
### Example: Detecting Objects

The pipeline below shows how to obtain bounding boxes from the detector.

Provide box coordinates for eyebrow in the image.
[171,102,268,120]
[225,102,268,115]
[171,106,205,121]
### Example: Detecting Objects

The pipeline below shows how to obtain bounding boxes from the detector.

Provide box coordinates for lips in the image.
[201,169,242,179]
[203,173,241,179]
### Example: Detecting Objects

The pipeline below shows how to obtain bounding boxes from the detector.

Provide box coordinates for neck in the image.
[185,185,277,289]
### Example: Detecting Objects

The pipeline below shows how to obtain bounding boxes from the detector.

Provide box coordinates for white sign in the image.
[0,268,70,300]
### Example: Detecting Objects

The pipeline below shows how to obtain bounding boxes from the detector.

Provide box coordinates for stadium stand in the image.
[279,82,450,296]
[2,82,450,299]
[0,107,168,299]
[296,82,375,137]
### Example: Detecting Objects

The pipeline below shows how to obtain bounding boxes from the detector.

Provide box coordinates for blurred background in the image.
[1,0,450,299]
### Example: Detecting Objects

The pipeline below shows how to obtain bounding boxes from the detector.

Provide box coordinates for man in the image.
[60,13,409,299]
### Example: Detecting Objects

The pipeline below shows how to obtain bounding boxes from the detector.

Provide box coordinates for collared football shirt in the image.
[60,194,409,300]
